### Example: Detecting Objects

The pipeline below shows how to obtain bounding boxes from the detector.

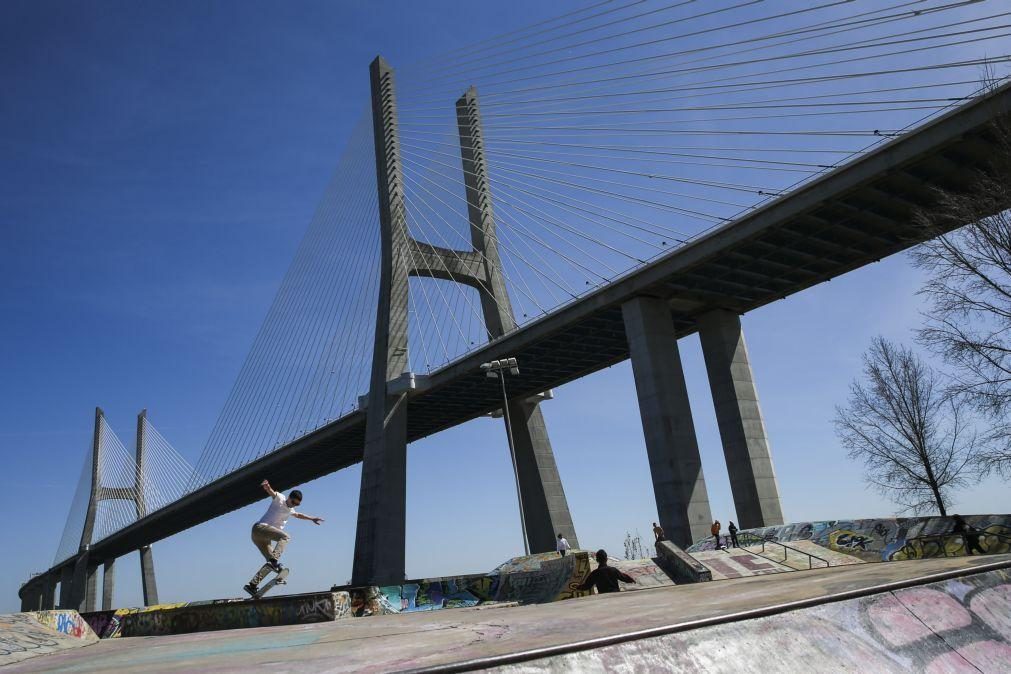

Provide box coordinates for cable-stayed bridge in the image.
[19,0,1011,611]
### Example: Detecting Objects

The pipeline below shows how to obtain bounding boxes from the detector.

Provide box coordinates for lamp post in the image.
[481,357,529,556]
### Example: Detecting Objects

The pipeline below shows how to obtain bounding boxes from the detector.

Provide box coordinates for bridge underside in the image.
[30,84,1011,587]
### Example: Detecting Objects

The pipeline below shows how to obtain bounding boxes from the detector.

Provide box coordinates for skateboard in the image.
[249,565,289,599]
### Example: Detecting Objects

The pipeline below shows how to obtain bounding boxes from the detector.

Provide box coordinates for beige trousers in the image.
[250,523,290,585]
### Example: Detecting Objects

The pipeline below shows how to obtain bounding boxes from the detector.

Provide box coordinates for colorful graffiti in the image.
[80,549,672,640]
[36,610,91,639]
[687,514,1011,565]
[83,591,353,638]
[530,568,1011,671]
[0,611,97,667]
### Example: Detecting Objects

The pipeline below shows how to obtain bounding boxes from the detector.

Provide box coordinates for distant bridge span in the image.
[24,81,1011,595]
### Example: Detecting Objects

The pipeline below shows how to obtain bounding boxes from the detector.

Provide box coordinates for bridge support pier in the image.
[509,400,578,551]
[140,545,159,605]
[41,574,56,610]
[71,553,98,612]
[698,309,784,529]
[102,558,115,610]
[623,297,713,545]
[58,565,74,609]
[19,584,40,611]
[457,86,578,553]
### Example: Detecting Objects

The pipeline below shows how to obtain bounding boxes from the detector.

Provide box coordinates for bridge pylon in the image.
[57,408,159,611]
[352,57,578,585]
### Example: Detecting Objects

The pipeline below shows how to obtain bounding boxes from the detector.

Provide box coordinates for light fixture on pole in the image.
[480,357,528,556]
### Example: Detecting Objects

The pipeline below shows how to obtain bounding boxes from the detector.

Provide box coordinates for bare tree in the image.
[834,338,977,516]
[623,530,646,560]
[911,95,1011,479]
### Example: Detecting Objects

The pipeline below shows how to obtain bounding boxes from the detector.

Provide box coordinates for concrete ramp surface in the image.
[5,556,1009,672]
[0,610,96,667]
[509,565,1011,672]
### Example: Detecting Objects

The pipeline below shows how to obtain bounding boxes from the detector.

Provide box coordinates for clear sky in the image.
[2,0,1008,613]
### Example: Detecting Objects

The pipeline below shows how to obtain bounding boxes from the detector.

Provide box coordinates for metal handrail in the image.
[756,539,830,570]
[728,532,829,570]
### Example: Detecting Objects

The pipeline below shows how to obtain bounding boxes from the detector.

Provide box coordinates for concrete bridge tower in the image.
[352,57,578,585]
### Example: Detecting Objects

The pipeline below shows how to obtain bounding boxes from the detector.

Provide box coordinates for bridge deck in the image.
[27,83,1011,584]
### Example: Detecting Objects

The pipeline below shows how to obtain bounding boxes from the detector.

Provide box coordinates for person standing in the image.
[556,533,571,557]
[728,521,739,548]
[652,522,665,543]
[578,549,636,594]
[244,479,324,597]
[711,520,722,548]
[952,514,985,555]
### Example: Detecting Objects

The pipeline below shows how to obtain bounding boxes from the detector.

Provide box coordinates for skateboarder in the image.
[577,549,636,594]
[728,521,739,548]
[711,520,722,548]
[244,479,324,597]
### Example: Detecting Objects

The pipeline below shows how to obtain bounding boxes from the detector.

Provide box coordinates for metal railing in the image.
[718,531,830,570]
[752,539,830,570]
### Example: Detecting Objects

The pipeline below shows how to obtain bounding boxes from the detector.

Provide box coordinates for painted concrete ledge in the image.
[9,555,1010,673]
[81,590,351,638]
[80,551,608,639]
[0,610,96,667]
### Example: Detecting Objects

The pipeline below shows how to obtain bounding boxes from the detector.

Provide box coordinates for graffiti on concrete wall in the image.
[687,514,1011,564]
[83,591,353,638]
[857,571,1011,669]
[544,568,1011,671]
[34,611,92,639]
[0,611,97,667]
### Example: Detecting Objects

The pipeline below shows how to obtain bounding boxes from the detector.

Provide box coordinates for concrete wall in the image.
[687,515,1011,562]
[83,592,352,638]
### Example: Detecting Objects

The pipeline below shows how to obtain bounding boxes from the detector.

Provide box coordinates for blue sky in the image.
[2,0,1009,613]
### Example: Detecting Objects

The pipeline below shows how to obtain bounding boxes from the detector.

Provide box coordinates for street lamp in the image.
[481,357,529,556]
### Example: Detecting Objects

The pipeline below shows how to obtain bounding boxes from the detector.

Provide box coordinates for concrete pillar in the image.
[457,86,578,552]
[19,584,40,612]
[508,400,579,551]
[58,565,74,609]
[70,553,97,612]
[83,563,98,613]
[41,574,56,610]
[622,297,714,545]
[353,55,410,586]
[140,545,159,606]
[698,309,784,529]
[102,558,115,610]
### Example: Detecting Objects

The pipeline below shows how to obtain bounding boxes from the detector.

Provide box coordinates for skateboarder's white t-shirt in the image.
[258,492,297,529]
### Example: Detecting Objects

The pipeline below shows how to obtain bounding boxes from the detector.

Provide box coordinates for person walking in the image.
[728,521,739,548]
[556,533,571,557]
[577,549,636,594]
[244,479,324,597]
[711,520,722,548]
[952,514,985,555]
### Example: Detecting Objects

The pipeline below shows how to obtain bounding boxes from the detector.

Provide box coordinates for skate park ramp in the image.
[11,555,1009,672]
[0,610,96,667]
[77,550,675,639]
